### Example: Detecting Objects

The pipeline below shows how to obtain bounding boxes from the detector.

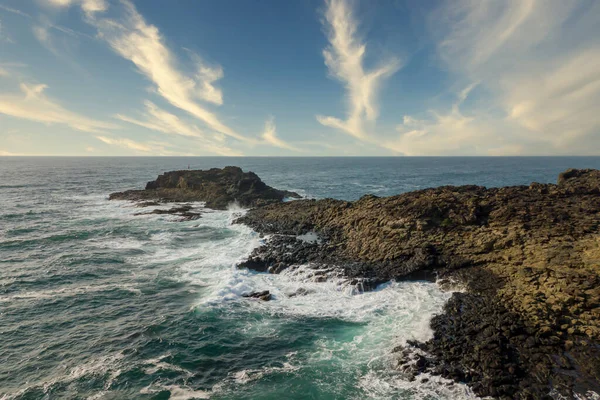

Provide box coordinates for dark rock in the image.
[133,204,202,221]
[287,288,314,297]
[110,166,301,210]
[233,168,600,399]
[242,290,272,301]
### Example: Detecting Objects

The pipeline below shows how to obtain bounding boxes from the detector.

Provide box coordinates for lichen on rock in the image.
[236,168,600,399]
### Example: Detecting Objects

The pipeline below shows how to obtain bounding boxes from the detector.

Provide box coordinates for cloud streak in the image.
[0,82,118,133]
[260,117,300,151]
[425,0,600,154]
[83,0,249,142]
[116,101,242,155]
[46,0,108,17]
[316,0,400,140]
[0,4,32,18]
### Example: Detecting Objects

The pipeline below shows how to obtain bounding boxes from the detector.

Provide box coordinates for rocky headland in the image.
[236,168,600,399]
[110,166,599,399]
[109,166,301,210]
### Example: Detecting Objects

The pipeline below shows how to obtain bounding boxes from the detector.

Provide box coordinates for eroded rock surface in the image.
[236,168,600,399]
[110,166,301,210]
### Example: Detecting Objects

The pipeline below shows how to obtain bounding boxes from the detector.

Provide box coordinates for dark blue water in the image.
[2,157,599,400]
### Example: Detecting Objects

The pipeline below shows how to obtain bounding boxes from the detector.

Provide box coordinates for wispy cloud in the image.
[387,84,524,156]
[0,67,8,77]
[424,0,600,154]
[81,0,249,143]
[32,25,54,51]
[316,0,401,141]
[94,135,227,156]
[0,4,32,18]
[116,101,242,155]
[46,0,108,17]
[116,101,204,138]
[260,117,300,151]
[0,82,118,133]
[95,135,158,153]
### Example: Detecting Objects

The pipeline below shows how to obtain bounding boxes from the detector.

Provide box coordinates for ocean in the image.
[2,156,600,400]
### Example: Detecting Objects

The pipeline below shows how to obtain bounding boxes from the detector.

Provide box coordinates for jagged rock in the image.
[133,204,202,221]
[242,290,272,301]
[234,168,600,400]
[110,166,301,210]
[287,288,314,297]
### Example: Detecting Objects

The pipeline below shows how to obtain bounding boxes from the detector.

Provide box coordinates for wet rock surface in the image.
[236,168,600,399]
[133,204,202,221]
[110,166,301,210]
[242,290,272,301]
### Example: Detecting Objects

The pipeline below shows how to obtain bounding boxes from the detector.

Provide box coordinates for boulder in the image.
[242,290,272,301]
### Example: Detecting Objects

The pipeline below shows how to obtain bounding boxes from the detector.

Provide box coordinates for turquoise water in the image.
[2,157,600,400]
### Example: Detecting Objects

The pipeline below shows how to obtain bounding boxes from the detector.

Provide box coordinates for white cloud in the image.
[387,85,496,155]
[84,0,248,142]
[0,68,8,77]
[428,0,600,154]
[94,134,233,156]
[46,0,108,16]
[0,4,31,18]
[260,117,300,151]
[0,82,118,133]
[116,101,204,138]
[95,135,155,153]
[316,0,401,140]
[116,101,242,155]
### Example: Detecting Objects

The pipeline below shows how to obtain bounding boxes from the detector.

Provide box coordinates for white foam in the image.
[87,196,477,399]
[296,231,322,244]
[0,283,141,303]
[0,352,127,400]
[142,354,193,377]
[140,384,210,399]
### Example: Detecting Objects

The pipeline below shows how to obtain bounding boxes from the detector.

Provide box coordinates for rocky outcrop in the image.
[242,290,272,301]
[133,204,202,221]
[236,168,600,399]
[109,166,301,210]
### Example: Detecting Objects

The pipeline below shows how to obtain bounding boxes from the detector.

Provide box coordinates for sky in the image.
[0,0,599,156]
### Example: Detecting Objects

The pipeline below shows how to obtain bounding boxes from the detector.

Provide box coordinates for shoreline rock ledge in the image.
[109,166,301,209]
[234,168,600,400]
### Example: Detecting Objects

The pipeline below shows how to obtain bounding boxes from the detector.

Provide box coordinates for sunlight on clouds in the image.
[95,135,174,155]
[116,101,204,138]
[0,83,118,133]
[116,101,242,156]
[387,84,525,156]
[46,0,108,16]
[260,117,300,151]
[430,0,600,154]
[316,0,400,140]
[84,0,248,142]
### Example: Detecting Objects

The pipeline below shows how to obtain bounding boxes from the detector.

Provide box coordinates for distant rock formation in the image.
[236,168,600,399]
[109,166,301,210]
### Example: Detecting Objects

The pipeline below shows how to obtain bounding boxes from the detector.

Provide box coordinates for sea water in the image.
[2,156,600,400]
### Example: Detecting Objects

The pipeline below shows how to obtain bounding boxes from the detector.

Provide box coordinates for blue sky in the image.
[0,0,599,156]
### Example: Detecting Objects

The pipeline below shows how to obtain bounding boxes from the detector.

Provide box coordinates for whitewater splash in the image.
[2,195,480,400]
[169,205,480,399]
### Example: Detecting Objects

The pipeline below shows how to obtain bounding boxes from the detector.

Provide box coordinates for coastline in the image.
[109,166,600,399]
